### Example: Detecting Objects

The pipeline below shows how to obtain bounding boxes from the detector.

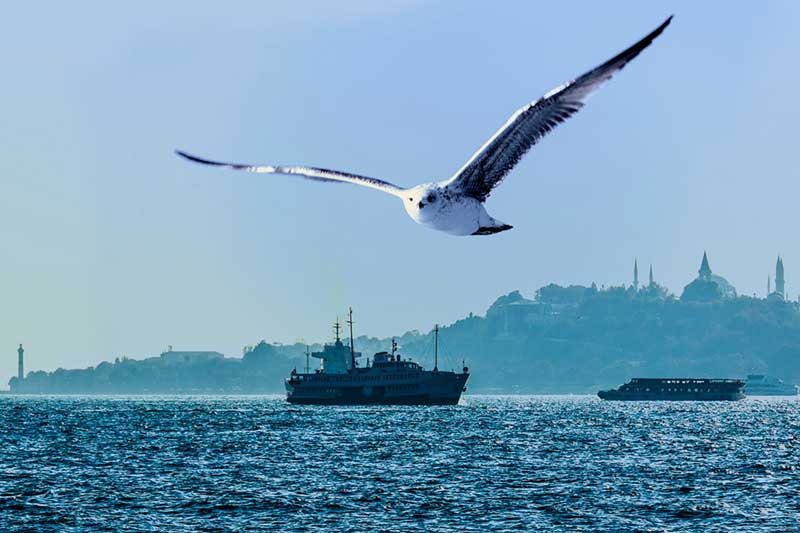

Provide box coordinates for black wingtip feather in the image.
[175,149,220,166]
[174,149,255,170]
[572,14,673,88]
[614,15,673,65]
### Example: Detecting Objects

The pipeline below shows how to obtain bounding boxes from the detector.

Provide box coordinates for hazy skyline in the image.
[3,1,799,379]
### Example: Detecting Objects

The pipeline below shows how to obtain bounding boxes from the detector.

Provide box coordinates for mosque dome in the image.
[707,274,737,299]
[680,252,737,302]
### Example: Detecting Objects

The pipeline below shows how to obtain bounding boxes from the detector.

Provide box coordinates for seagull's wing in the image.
[443,16,672,202]
[175,150,405,197]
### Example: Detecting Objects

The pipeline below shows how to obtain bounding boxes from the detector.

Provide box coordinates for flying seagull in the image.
[177,16,672,236]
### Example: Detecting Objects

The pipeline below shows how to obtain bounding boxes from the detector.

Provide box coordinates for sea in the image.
[0,395,798,532]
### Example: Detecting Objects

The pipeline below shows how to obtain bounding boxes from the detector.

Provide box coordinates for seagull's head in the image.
[402,183,442,222]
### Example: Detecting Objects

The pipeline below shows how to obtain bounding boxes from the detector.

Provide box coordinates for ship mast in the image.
[333,317,341,342]
[434,324,439,372]
[305,344,310,374]
[347,307,356,371]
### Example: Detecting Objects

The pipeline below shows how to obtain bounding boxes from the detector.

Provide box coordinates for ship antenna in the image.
[347,307,356,371]
[391,337,397,356]
[434,324,439,372]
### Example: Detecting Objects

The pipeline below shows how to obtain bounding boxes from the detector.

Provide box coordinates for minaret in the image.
[633,259,639,291]
[17,344,24,380]
[649,265,654,288]
[698,251,712,280]
[775,256,785,299]
[767,274,771,297]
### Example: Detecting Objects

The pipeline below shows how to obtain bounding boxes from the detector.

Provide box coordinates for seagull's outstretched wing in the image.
[443,16,672,202]
[175,150,405,197]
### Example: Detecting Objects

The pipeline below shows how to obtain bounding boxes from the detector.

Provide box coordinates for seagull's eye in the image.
[408,197,413,202]
[427,194,436,203]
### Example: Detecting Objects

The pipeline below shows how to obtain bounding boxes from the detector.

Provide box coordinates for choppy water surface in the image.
[1,396,798,532]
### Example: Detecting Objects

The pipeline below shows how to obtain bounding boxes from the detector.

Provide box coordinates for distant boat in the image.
[598,378,745,401]
[744,375,798,396]
[285,309,469,405]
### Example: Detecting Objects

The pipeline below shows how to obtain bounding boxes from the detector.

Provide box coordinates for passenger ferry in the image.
[744,375,798,396]
[285,309,469,405]
[598,378,745,401]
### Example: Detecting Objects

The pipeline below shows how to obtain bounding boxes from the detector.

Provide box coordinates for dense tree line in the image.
[11,286,800,394]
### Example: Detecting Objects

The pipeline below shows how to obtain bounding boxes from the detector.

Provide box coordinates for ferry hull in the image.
[287,394,462,406]
[285,373,469,406]
[598,391,744,401]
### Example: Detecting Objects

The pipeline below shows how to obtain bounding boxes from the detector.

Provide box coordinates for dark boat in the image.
[285,309,469,405]
[598,378,745,401]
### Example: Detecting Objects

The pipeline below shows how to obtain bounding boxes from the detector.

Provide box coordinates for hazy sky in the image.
[2,1,799,380]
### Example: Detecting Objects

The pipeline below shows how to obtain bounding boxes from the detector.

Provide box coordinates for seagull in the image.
[177,16,672,236]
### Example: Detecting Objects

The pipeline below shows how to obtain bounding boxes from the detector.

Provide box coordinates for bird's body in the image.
[403,184,511,236]
[177,16,672,236]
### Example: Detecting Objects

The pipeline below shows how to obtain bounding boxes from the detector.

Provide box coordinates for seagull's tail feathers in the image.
[471,219,513,236]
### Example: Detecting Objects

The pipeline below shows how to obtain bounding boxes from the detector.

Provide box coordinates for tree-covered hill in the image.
[10,286,800,394]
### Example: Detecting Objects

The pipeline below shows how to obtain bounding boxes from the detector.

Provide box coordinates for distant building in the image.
[681,251,737,302]
[633,259,639,291]
[159,349,225,366]
[487,290,552,338]
[535,284,589,306]
[768,256,786,302]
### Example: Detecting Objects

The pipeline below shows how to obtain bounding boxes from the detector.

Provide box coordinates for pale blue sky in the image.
[2,1,799,380]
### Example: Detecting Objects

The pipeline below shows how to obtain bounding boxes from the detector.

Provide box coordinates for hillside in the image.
[10,286,800,394]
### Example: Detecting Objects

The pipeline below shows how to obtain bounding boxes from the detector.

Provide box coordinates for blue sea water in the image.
[0,395,798,532]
